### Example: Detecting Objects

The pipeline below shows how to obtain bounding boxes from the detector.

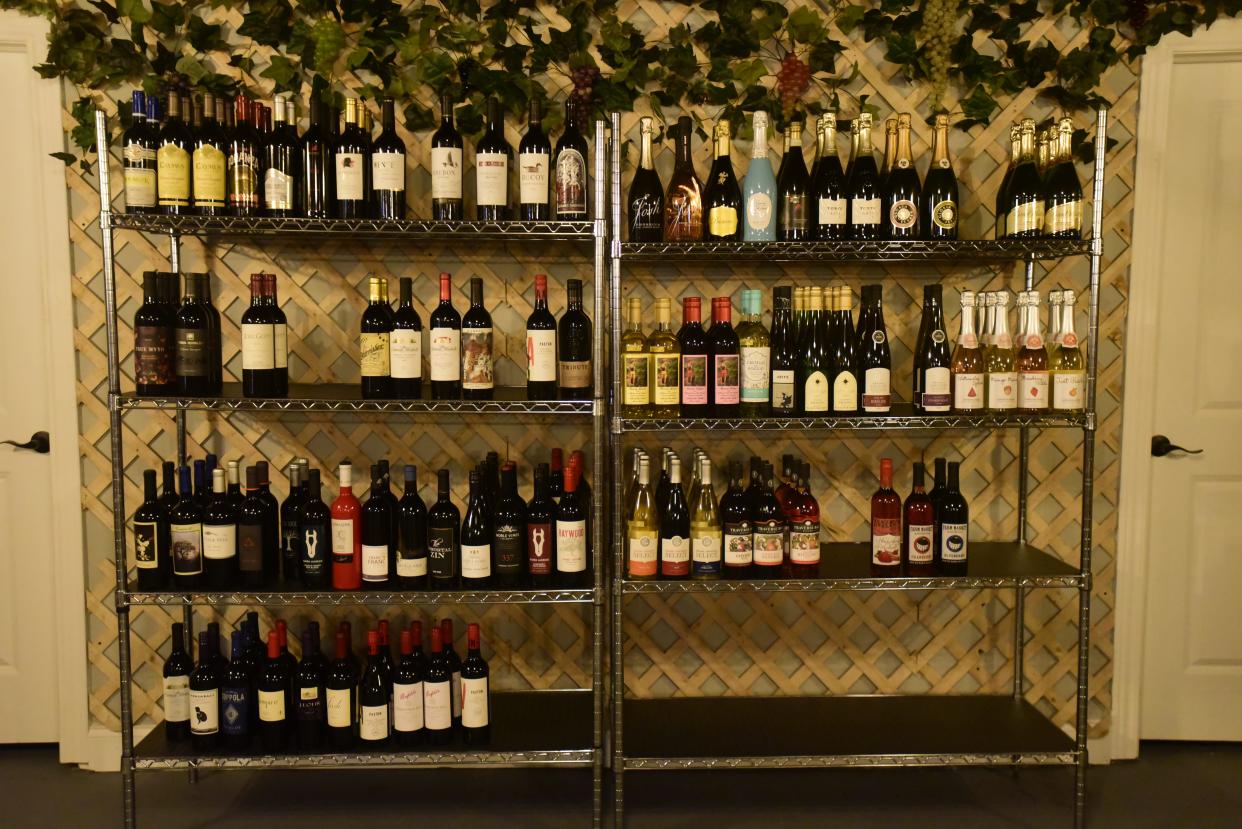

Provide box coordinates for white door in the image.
[1137,37,1242,740]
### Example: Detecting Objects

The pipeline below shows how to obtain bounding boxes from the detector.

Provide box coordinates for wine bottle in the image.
[525,463,555,586]
[554,464,589,587]
[628,115,664,240]
[255,631,289,751]
[777,119,810,241]
[648,298,681,419]
[456,470,490,588]
[157,90,193,214]
[938,461,969,575]
[705,297,740,417]
[238,274,272,397]
[677,297,709,417]
[393,628,425,746]
[921,114,959,239]
[324,630,357,749]
[844,114,882,239]
[914,284,951,413]
[625,455,658,580]
[831,287,859,412]
[880,117,896,179]
[750,461,785,576]
[424,626,453,744]
[703,121,742,240]
[719,461,752,578]
[134,271,177,395]
[356,464,390,588]
[235,466,264,588]
[489,462,525,588]
[903,462,936,577]
[301,96,334,219]
[883,113,921,239]
[162,622,193,742]
[189,631,221,751]
[856,285,892,413]
[359,275,393,399]
[133,469,170,589]
[1043,117,1084,239]
[201,468,238,590]
[518,273,557,400]
[928,457,947,560]
[461,277,494,400]
[427,469,459,589]
[459,623,490,745]
[1016,291,1050,409]
[295,469,328,589]
[329,461,361,590]
[1003,119,1043,238]
[620,297,650,417]
[226,95,261,216]
[439,619,463,727]
[262,97,299,217]
[219,631,251,750]
[657,455,690,580]
[266,274,288,397]
[358,630,390,745]
[518,97,551,221]
[370,100,406,220]
[767,286,796,416]
[555,99,590,220]
[190,93,227,216]
[689,458,722,580]
[994,125,1019,238]
[663,115,703,242]
[169,465,203,590]
[742,110,777,241]
[334,97,368,219]
[952,290,985,412]
[279,463,303,583]
[558,278,592,400]
[476,97,511,221]
[293,628,325,748]
[428,272,462,400]
[1051,289,1086,410]
[797,286,830,415]
[389,465,426,589]
[384,276,422,399]
[1046,289,1063,359]
[986,290,1017,410]
[430,94,463,221]
[813,112,848,240]
[870,458,901,575]
[735,289,770,418]
[123,91,157,213]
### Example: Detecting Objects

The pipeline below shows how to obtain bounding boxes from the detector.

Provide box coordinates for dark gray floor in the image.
[4,742,1241,828]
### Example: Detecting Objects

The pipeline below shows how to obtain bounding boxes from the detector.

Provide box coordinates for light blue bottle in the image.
[742,110,777,241]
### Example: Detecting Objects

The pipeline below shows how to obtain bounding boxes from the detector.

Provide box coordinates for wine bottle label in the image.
[627,527,658,577]
[781,193,807,230]
[451,671,462,718]
[954,373,985,410]
[424,680,452,730]
[462,327,494,390]
[664,197,701,239]
[1045,200,1082,235]
[622,354,651,405]
[832,370,858,412]
[227,148,260,208]
[723,523,753,566]
[1006,199,1044,235]
[752,523,784,567]
[941,523,968,563]
[789,521,820,564]
[803,370,829,412]
[259,689,286,722]
[555,149,587,215]
[987,372,1018,409]
[331,518,355,567]
[335,152,365,201]
[396,553,427,578]
[713,354,740,405]
[907,523,934,564]
[361,543,389,582]
[274,323,287,370]
[922,366,951,411]
[169,523,203,575]
[871,518,901,566]
[390,329,421,379]
[527,329,557,382]
[189,688,219,735]
[220,686,248,735]
[476,152,509,207]
[427,526,457,579]
[527,522,552,575]
[817,197,847,226]
[653,355,681,406]
[559,359,592,390]
[429,327,461,381]
[1052,371,1086,410]
[708,205,738,237]
[1018,371,1050,409]
[371,151,405,193]
[393,681,424,732]
[123,164,156,208]
[771,369,796,412]
[740,346,770,403]
[242,323,276,371]
[691,527,722,575]
[202,523,237,560]
[359,704,389,741]
[156,143,190,205]
[932,200,958,230]
[360,332,391,377]
[263,167,294,210]
[301,521,327,579]
[850,197,881,226]
[519,152,549,205]
[556,519,587,573]
[746,192,774,232]
[238,523,263,574]
[282,524,299,558]
[163,675,190,722]
[175,327,209,377]
[134,521,159,568]
[681,355,708,405]
[888,198,917,230]
[431,147,463,200]
[862,367,891,412]
[326,687,352,728]
[462,676,489,728]
[192,144,226,208]
[660,535,690,576]
[461,543,491,579]
[297,687,323,723]
[494,524,524,574]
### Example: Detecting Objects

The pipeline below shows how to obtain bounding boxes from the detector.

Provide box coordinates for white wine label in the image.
[803,370,829,412]
[556,519,587,572]
[771,368,796,411]
[954,373,985,410]
[326,687,352,728]
[476,151,509,206]
[163,675,190,722]
[193,144,227,206]
[371,151,405,192]
[331,518,354,563]
[361,543,389,581]
[746,192,773,231]
[723,525,753,566]
[393,681,424,732]
[157,143,190,204]
[390,329,421,379]
[424,680,452,730]
[922,366,951,411]
[519,152,549,205]
[241,323,276,370]
[740,346,770,403]
[1006,198,1044,235]
[263,167,294,210]
[871,518,901,566]
[527,329,557,382]
[124,166,156,208]
[258,689,286,722]
[462,327,494,390]
[462,676,489,728]
[932,199,958,230]
[134,521,159,568]
[907,523,934,564]
[1052,371,1086,410]
[987,372,1018,409]
[851,197,882,226]
[691,529,722,564]
[335,152,365,200]
[654,355,681,406]
[832,370,858,412]
[627,528,658,577]
[818,197,847,226]
[396,555,427,578]
[1018,371,1050,409]
[752,524,784,566]
[202,524,236,560]
[359,332,391,377]
[461,543,492,579]
[622,354,651,405]
[189,688,219,734]
[709,205,738,237]
[789,524,820,565]
[359,704,389,741]
[431,147,463,199]
[429,327,461,382]
[941,523,968,563]
[1045,200,1082,236]
[889,198,917,229]
[862,367,891,412]
[274,323,288,370]
[170,523,203,576]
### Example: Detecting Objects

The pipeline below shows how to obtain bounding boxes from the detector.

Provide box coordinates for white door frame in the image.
[1111,17,1242,761]
[0,11,88,763]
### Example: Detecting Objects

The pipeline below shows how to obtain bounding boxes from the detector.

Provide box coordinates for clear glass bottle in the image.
[647,298,680,419]
[736,289,771,418]
[742,111,777,241]
[951,290,985,412]
[1051,289,1086,410]
[621,297,650,418]
[985,290,1017,410]
[1016,290,1049,409]
[690,458,721,581]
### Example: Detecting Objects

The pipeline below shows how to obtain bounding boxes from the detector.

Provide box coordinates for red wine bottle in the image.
[461,470,493,588]
[279,463,303,583]
[169,465,203,590]
[787,463,820,578]
[397,464,428,589]
[427,469,460,589]
[937,461,969,576]
[870,458,902,575]
[294,628,325,748]
[189,631,221,751]
[527,463,555,587]
[558,278,592,400]
[360,275,393,400]
[424,626,453,744]
[134,468,170,590]
[175,274,213,397]
[241,274,276,398]
[556,464,589,587]
[163,622,193,742]
[903,461,935,577]
[720,461,752,579]
[493,462,526,587]
[255,461,281,581]
[226,94,261,216]
[518,97,551,220]
[123,90,157,213]
[156,90,193,215]
[393,628,425,746]
[461,623,490,745]
[202,468,238,590]
[258,631,290,752]
[266,274,289,397]
[390,277,422,400]
[220,631,251,750]
[526,274,558,400]
[709,297,740,417]
[134,271,176,395]
[298,469,331,589]
[359,630,391,745]
[301,96,334,219]
[361,463,394,587]
[325,630,357,749]
[440,619,463,727]
[462,277,494,401]
[334,97,368,218]
[429,272,462,400]
[554,99,590,220]
[750,461,785,576]
[370,99,406,220]
[678,297,710,418]
[475,97,512,221]
[430,94,463,221]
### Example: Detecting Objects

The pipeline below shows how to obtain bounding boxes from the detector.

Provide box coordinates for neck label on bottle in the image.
[431,147,463,200]
[907,523,934,564]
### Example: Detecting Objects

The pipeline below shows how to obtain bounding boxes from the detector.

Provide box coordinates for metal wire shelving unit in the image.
[607,109,1108,827]
[96,112,611,828]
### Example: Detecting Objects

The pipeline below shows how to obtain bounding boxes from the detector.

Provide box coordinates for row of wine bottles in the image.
[132,270,594,401]
[132,448,592,592]
[164,615,488,752]
[626,110,1084,243]
[123,88,590,221]
[869,458,970,575]
[619,284,1085,419]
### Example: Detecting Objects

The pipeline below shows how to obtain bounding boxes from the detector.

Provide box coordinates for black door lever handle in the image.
[0,431,49,454]
[1151,434,1203,457]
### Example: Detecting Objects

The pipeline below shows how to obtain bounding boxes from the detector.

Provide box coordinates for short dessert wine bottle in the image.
[883,113,921,239]
[986,291,1017,410]
[123,91,157,213]
[1003,119,1043,238]
[302,96,334,219]
[921,114,959,239]
[427,469,460,589]
[330,461,362,590]
[360,275,393,399]
[709,297,740,417]
[169,465,203,590]
[798,286,831,415]
[1016,291,1050,409]
[870,457,902,575]
[558,278,592,400]
[995,125,1020,239]
[163,622,193,742]
[1043,117,1084,239]
[951,290,985,412]
[554,100,589,220]
[371,99,406,220]
[648,298,681,419]
[461,277,494,400]
[720,461,753,578]
[620,297,650,417]
[914,284,951,413]
[134,270,176,395]
[334,97,368,219]
[663,115,703,241]
[742,110,777,241]
[658,455,690,580]
[461,623,490,745]
[192,93,227,216]
[777,119,810,241]
[736,289,770,418]
[903,461,936,577]
[1051,289,1086,410]
[189,631,221,751]
[431,94,463,220]
[768,286,796,416]
[846,114,883,240]
[390,276,422,399]
[476,97,512,221]
[429,272,461,400]
[678,297,710,418]
[831,287,859,413]
[156,91,192,215]
[813,111,848,240]
[937,461,969,575]
[703,121,742,240]
[628,116,664,240]
[518,97,551,221]
[856,285,891,413]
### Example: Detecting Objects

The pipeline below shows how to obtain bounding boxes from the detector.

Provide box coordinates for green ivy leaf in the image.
[174,54,208,84]
[260,55,298,87]
[960,86,998,123]
[787,6,825,44]
[116,0,151,25]
[50,150,76,166]
[836,4,866,33]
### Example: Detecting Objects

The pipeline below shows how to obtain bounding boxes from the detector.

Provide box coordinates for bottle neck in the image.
[931,122,950,167]
[470,281,483,308]
[857,122,873,155]
[639,126,654,170]
[716,132,731,160]
[1061,299,1077,344]
[751,117,768,160]
[896,123,913,167]
[439,276,451,303]
[959,300,977,340]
